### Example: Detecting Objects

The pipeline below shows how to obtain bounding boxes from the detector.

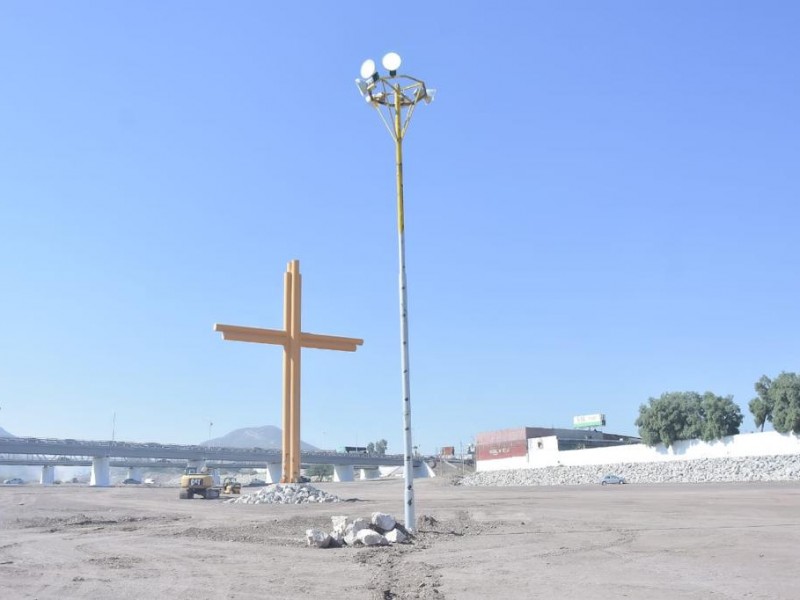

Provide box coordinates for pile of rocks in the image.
[306,512,409,549]
[225,483,341,504]
[460,454,800,487]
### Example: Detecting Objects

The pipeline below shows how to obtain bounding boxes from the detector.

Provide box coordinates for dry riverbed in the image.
[1,477,798,599]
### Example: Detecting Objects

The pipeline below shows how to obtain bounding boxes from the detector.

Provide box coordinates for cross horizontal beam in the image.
[213,323,363,352]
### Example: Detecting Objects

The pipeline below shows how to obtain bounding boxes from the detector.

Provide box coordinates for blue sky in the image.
[1,2,798,454]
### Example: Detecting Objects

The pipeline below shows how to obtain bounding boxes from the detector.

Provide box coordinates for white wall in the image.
[476,431,800,472]
[476,454,530,472]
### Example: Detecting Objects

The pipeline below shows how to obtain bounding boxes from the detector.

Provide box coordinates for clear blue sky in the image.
[1,2,798,454]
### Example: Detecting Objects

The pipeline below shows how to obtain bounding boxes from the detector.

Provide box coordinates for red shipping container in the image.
[476,439,528,461]
[475,428,534,461]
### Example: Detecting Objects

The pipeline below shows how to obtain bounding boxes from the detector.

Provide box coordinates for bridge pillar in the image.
[210,469,221,486]
[359,468,379,480]
[265,463,282,484]
[90,457,111,487]
[333,464,354,482]
[127,467,143,482]
[41,465,55,486]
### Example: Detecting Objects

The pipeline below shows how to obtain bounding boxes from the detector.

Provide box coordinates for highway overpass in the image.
[0,437,424,485]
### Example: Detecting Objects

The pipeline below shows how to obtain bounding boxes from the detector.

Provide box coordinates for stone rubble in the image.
[225,483,341,504]
[384,528,407,544]
[306,512,411,549]
[343,517,370,546]
[356,528,389,546]
[306,528,332,548]
[331,515,350,535]
[370,512,396,532]
[459,454,800,487]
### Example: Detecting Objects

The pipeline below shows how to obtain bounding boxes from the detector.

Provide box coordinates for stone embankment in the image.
[226,483,342,504]
[460,454,800,486]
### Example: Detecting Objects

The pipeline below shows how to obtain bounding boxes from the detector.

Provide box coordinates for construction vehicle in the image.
[179,467,220,500]
[222,477,241,494]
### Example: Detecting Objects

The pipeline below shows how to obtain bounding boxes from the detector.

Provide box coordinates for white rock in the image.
[385,528,408,544]
[225,483,341,505]
[306,528,331,548]
[350,518,370,534]
[331,515,351,535]
[371,512,396,532]
[343,531,358,546]
[343,518,370,546]
[458,454,800,487]
[356,528,388,546]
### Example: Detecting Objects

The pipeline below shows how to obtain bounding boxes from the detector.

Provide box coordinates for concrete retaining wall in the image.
[476,431,800,472]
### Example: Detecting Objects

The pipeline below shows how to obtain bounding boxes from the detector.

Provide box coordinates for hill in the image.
[0,426,42,481]
[201,425,318,451]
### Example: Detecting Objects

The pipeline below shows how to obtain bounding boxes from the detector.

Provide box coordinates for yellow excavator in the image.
[222,477,241,495]
[179,467,220,500]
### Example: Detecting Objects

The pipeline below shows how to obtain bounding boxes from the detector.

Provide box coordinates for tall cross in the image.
[214,259,363,482]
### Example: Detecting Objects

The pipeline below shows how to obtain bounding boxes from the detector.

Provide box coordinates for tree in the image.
[635,392,699,447]
[768,372,800,434]
[365,439,388,456]
[375,439,388,456]
[305,464,333,481]
[699,392,743,441]
[636,391,743,447]
[748,375,774,432]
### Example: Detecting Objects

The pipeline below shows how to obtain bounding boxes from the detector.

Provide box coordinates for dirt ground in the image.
[1,476,798,599]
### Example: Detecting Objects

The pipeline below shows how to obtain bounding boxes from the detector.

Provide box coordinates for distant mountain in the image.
[0,427,41,481]
[201,425,318,451]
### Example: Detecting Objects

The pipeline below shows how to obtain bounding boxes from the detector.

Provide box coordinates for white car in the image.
[600,474,626,485]
[3,478,24,485]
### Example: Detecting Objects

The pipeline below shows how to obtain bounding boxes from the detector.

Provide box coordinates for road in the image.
[1,477,797,599]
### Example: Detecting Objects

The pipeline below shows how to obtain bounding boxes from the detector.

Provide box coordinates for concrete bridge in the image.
[0,437,428,486]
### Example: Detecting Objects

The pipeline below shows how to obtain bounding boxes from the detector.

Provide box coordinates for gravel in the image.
[460,454,800,486]
[225,483,342,504]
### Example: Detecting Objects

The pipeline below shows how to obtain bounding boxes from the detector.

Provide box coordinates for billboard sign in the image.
[573,413,606,429]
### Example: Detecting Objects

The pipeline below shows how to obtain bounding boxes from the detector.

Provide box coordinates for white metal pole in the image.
[394,86,415,533]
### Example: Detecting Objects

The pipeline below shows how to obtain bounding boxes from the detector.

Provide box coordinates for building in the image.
[476,427,640,472]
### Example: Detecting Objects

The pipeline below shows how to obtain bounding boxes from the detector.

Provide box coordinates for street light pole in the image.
[356,53,434,533]
[392,83,416,533]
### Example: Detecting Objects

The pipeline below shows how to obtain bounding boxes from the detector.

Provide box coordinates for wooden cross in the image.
[213,259,363,482]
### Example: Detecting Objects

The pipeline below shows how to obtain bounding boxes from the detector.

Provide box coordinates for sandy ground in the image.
[1,476,798,599]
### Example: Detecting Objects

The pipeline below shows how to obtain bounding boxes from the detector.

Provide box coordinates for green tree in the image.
[700,392,743,441]
[636,393,692,446]
[636,391,743,447]
[365,439,388,456]
[748,375,774,432]
[768,372,800,434]
[305,464,333,481]
[375,439,388,456]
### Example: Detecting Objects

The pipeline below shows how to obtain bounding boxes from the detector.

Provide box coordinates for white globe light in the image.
[360,59,377,80]
[382,52,402,72]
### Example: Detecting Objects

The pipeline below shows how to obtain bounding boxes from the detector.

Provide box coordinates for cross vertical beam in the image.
[214,259,363,483]
[287,260,302,482]
[281,265,293,481]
